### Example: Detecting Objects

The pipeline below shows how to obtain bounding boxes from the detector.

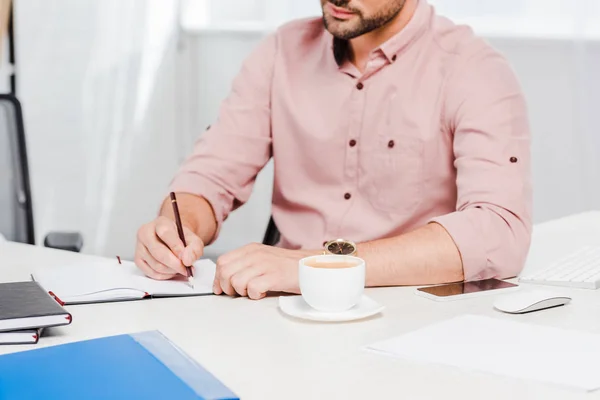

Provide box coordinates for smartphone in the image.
[415,278,519,301]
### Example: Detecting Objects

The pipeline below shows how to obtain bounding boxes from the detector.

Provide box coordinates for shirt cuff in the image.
[429,209,489,281]
[168,173,232,245]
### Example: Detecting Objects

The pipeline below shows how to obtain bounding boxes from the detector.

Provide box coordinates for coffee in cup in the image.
[302,260,360,269]
[299,255,365,312]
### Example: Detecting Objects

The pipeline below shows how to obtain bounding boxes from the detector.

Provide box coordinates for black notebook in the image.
[0,282,72,332]
[0,328,43,345]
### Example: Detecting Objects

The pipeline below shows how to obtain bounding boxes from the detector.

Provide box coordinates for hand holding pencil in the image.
[170,192,195,288]
[133,194,205,283]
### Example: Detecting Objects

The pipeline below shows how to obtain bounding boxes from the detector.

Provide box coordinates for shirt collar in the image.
[379,0,430,62]
[331,0,431,66]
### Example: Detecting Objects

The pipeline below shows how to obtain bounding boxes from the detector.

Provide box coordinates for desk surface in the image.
[1,212,600,400]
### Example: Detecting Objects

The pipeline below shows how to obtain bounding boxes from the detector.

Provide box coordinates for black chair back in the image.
[262,216,280,246]
[0,95,35,244]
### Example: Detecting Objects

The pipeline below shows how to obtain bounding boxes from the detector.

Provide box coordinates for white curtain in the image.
[17,0,183,257]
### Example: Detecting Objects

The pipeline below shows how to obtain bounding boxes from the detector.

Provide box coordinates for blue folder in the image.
[0,331,238,400]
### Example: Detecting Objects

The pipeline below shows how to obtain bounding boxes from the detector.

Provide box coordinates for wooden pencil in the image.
[169,192,194,286]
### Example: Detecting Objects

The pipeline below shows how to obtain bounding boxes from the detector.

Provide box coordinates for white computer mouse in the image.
[493,289,572,314]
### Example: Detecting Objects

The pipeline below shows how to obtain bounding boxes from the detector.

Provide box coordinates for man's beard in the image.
[323,0,407,40]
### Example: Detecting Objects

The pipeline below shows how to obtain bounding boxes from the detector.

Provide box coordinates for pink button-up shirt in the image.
[170,0,532,280]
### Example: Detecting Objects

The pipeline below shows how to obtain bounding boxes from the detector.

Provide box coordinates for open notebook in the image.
[31,259,216,305]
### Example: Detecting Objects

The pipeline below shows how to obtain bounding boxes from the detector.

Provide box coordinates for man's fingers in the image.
[219,271,237,297]
[213,278,223,295]
[218,260,246,297]
[136,258,175,281]
[181,245,200,268]
[145,239,187,276]
[135,218,205,280]
[140,244,180,277]
[230,264,267,297]
[154,218,186,258]
[214,244,262,296]
[134,244,176,280]
[181,228,204,266]
[247,274,276,300]
[217,250,263,296]
[137,219,186,275]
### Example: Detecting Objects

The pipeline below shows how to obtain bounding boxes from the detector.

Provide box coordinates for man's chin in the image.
[323,17,359,39]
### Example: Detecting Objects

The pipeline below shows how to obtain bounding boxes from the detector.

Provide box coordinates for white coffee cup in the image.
[299,255,365,312]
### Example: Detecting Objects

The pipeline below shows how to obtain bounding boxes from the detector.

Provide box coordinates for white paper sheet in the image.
[366,315,600,392]
[31,259,216,303]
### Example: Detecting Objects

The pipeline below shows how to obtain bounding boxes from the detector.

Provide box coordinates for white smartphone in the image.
[415,278,519,302]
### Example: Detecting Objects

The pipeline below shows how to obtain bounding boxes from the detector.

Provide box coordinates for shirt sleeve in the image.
[431,46,533,281]
[168,33,277,242]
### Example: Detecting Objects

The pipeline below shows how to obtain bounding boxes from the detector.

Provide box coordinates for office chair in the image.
[0,94,83,251]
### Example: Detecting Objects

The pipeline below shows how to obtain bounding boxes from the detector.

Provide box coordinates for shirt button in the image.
[349,139,357,147]
[356,82,364,90]
[392,55,397,62]
[388,140,395,148]
[510,157,518,163]
[344,193,352,200]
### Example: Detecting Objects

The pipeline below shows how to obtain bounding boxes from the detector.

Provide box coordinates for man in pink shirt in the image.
[135,0,532,300]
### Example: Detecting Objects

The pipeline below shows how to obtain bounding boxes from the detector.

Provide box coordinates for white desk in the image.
[2,212,600,400]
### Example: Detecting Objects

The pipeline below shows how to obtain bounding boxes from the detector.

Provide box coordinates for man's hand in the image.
[214,243,315,300]
[135,216,205,280]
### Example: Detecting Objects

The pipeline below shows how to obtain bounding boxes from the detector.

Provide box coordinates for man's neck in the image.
[349,0,418,72]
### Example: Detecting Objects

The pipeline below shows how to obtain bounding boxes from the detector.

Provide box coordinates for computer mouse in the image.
[493,289,572,314]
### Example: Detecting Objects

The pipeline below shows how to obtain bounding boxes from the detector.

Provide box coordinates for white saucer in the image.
[278,295,385,322]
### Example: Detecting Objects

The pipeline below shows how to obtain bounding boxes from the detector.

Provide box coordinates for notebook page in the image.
[128,259,216,296]
[32,261,143,301]
[32,259,216,303]
[366,315,600,392]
